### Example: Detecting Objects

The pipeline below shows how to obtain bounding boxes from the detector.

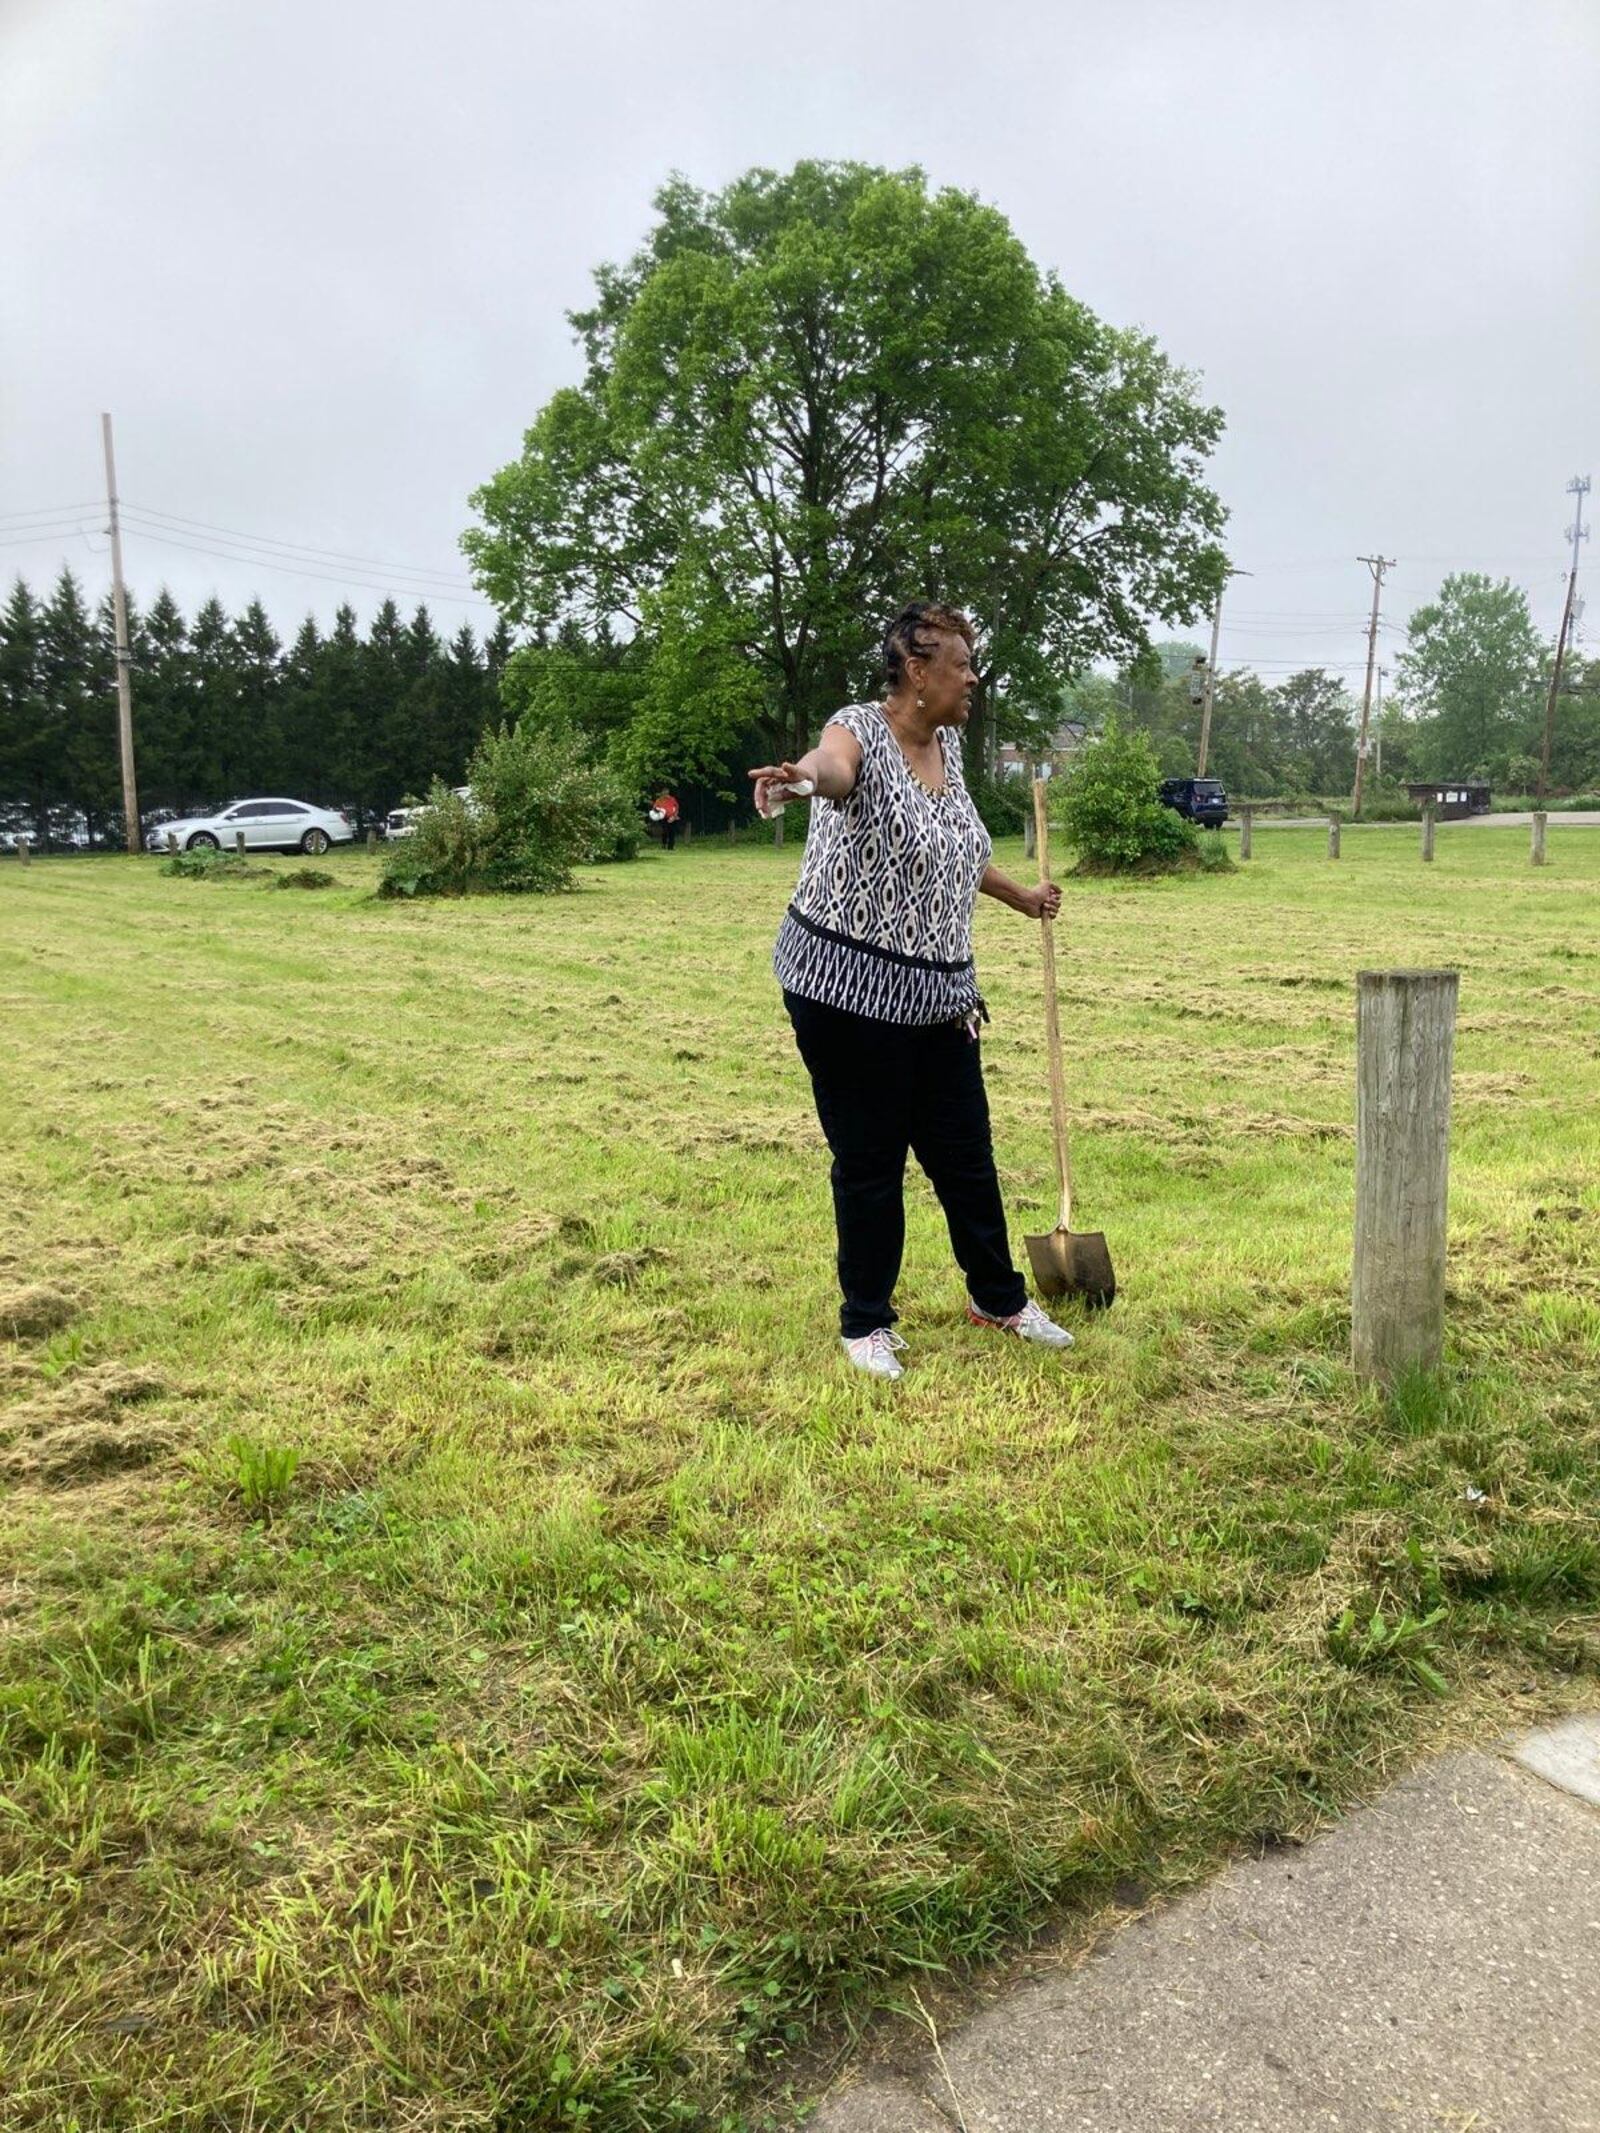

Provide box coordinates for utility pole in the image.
[1350,553,1394,820]
[101,413,140,852]
[1537,474,1590,802]
[1374,665,1386,785]
[1195,566,1249,777]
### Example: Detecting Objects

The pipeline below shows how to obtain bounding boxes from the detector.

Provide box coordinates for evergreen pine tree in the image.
[441,621,489,779]
[231,599,284,791]
[0,579,47,839]
[140,588,200,810]
[38,570,106,846]
[279,616,329,800]
[401,604,447,793]
[363,599,411,810]
[317,605,365,815]
[189,597,241,801]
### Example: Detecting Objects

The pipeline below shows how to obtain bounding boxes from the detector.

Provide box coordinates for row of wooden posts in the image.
[1254,805,1553,865]
[1019,806,1556,865]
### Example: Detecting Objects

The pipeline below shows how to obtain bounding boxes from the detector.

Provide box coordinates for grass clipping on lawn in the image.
[0,831,1596,2131]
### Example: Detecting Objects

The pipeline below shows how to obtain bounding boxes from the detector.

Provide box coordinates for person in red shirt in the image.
[650,791,681,850]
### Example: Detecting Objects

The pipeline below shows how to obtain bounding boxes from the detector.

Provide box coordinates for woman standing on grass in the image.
[750,601,1073,1381]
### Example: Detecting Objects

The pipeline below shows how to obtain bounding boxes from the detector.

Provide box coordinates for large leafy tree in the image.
[465,161,1227,782]
[1274,668,1355,793]
[1394,573,1543,782]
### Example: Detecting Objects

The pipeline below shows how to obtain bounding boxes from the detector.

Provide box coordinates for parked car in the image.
[1159,777,1229,830]
[385,786,473,839]
[155,799,354,855]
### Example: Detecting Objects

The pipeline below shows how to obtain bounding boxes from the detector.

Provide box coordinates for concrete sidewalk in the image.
[810,1716,1600,2133]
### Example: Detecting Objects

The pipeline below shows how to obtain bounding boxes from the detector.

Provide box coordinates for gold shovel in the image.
[1023,778,1116,1310]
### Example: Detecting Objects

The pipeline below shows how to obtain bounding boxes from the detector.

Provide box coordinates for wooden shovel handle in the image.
[1033,778,1075,1232]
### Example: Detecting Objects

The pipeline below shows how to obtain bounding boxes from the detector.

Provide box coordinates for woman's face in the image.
[910,631,979,726]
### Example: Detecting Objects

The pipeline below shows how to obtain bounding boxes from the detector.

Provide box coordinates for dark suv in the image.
[1159,777,1229,830]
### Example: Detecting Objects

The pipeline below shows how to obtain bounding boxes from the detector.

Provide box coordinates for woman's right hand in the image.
[749,763,816,819]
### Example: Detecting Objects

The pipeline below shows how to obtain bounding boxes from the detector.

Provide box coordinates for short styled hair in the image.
[882,601,976,690]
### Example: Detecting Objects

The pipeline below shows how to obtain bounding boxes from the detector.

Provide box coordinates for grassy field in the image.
[1,828,1597,2131]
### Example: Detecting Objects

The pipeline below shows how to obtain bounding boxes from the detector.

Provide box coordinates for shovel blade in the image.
[1025,1226,1116,1310]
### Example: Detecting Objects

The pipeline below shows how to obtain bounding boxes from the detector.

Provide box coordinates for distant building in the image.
[996,719,1090,777]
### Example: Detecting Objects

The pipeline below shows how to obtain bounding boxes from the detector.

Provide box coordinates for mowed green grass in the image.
[1,828,1596,2131]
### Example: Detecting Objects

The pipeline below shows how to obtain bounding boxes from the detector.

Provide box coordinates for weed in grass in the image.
[225,1436,302,1518]
[1327,1601,1452,1696]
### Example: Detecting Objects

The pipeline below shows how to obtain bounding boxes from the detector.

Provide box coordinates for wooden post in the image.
[234,830,246,855]
[366,827,378,853]
[1352,969,1459,1385]
[1420,804,1435,863]
[727,821,736,844]
[1023,788,1037,861]
[1238,805,1253,860]
[1531,810,1548,867]
[1327,816,1341,860]
[16,835,29,867]
[165,832,178,853]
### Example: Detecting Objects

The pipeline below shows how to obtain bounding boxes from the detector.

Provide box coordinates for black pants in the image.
[785,991,1028,1338]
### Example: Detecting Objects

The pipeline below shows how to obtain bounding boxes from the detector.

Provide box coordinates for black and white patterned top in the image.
[773,704,993,1025]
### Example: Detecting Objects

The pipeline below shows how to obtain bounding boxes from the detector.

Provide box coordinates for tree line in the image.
[1078,574,1598,801]
[0,570,514,845]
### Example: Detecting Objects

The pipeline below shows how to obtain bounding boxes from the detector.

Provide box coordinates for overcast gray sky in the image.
[3,0,1596,688]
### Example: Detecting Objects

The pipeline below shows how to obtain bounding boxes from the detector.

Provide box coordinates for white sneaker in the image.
[842,1328,908,1380]
[968,1297,1074,1349]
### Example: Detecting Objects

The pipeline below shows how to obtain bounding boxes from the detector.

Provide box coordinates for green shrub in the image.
[380,721,639,899]
[1057,719,1197,872]
[161,848,271,883]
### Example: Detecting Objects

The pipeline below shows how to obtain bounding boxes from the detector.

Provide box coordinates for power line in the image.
[120,503,478,587]
[0,502,104,526]
[117,520,496,609]
[0,525,103,548]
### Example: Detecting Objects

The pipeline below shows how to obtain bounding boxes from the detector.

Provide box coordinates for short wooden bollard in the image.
[1327,816,1341,860]
[16,835,29,867]
[1352,969,1459,1385]
[1238,805,1253,860]
[234,830,247,855]
[1420,805,1435,862]
[1531,810,1548,867]
[1023,808,1036,860]
[166,832,178,852]
[366,828,378,853]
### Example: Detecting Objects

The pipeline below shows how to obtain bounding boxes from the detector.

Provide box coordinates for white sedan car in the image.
[385,786,474,839]
[153,799,354,856]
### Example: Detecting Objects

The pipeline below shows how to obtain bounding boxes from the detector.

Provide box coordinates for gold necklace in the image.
[880,702,949,799]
